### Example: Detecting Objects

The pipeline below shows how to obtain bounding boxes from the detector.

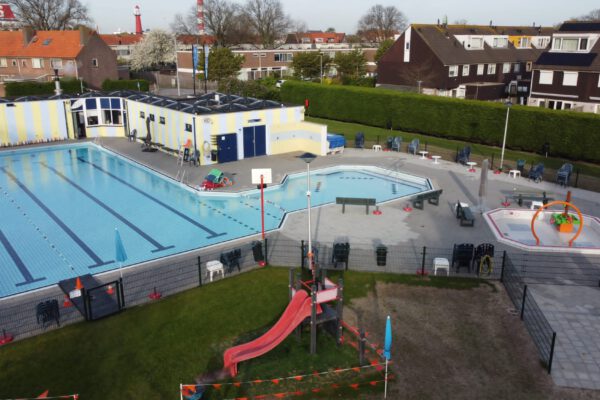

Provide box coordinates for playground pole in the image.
[260,174,265,239]
[384,359,389,398]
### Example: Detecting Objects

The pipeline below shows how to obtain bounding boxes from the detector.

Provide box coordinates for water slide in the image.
[223,290,314,377]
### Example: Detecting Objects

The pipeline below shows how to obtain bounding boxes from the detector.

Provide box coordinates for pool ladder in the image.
[175,168,186,183]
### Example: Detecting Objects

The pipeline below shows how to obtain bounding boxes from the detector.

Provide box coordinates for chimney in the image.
[79,26,92,45]
[22,26,35,46]
[489,20,493,27]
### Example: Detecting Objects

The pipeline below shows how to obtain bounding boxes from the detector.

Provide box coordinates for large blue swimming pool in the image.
[0,144,431,297]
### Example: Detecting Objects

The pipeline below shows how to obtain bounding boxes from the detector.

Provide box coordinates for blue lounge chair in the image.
[556,163,573,187]
[407,139,419,155]
[456,146,471,165]
[391,136,402,152]
[529,163,544,183]
[355,132,365,149]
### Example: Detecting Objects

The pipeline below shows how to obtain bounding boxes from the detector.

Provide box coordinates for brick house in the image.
[529,21,600,113]
[377,23,554,102]
[0,27,118,90]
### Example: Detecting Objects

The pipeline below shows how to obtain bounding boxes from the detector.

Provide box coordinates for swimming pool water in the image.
[0,144,431,297]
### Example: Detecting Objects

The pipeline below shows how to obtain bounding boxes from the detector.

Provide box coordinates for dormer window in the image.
[469,37,483,49]
[553,37,589,52]
[580,38,588,50]
[518,37,530,48]
[493,37,508,48]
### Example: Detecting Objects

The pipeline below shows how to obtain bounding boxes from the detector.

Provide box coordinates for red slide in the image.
[223,290,314,377]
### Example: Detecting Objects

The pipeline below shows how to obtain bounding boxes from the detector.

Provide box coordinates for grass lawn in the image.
[0,268,487,400]
[308,116,600,179]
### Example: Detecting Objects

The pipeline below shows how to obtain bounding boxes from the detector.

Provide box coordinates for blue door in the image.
[243,125,267,158]
[217,133,238,163]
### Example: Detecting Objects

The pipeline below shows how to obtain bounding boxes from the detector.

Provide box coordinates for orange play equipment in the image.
[531,199,584,247]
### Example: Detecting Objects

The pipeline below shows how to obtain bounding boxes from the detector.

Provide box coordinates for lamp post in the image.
[53,69,62,96]
[318,54,323,84]
[299,152,317,280]
[499,101,512,171]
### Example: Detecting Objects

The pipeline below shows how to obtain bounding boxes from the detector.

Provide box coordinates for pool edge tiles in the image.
[0,145,435,298]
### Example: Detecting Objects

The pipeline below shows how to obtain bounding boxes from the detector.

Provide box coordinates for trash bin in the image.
[252,241,264,262]
[211,150,217,162]
[376,245,387,266]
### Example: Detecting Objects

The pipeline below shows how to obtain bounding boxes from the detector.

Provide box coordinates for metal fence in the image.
[501,254,557,373]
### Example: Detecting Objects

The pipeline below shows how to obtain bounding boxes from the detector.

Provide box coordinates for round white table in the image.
[418,150,429,159]
[431,155,441,164]
[508,169,521,179]
[466,161,477,172]
[372,144,382,152]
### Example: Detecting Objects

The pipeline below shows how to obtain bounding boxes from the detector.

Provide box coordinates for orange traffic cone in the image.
[63,295,73,308]
[106,285,114,295]
[75,277,83,290]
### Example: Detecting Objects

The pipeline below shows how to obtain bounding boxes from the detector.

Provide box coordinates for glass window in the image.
[111,98,121,108]
[0,58,6,68]
[32,58,43,68]
[503,63,510,73]
[85,99,97,109]
[493,38,508,48]
[539,70,553,85]
[580,38,588,50]
[598,74,600,88]
[159,116,165,124]
[470,38,483,48]
[552,38,561,50]
[100,98,123,124]
[488,64,496,74]
[477,64,484,75]
[526,62,532,72]
[92,58,98,67]
[448,65,458,77]
[11,59,17,66]
[149,114,155,121]
[100,98,110,109]
[563,71,578,86]
[140,111,145,118]
[51,59,62,69]
[185,123,192,132]
[462,65,470,76]
[513,63,520,73]
[519,37,531,48]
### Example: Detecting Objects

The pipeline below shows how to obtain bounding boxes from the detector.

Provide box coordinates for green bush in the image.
[5,78,84,97]
[101,79,149,92]
[281,81,600,162]
[219,78,281,101]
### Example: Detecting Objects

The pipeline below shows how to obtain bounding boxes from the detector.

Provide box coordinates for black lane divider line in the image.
[77,157,226,239]
[0,166,113,269]
[200,201,256,232]
[0,229,46,287]
[41,162,174,254]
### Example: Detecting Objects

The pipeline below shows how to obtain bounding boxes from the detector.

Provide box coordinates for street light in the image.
[318,54,323,84]
[299,152,317,280]
[499,101,512,172]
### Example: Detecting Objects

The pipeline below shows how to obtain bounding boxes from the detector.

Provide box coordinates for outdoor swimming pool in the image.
[0,144,432,297]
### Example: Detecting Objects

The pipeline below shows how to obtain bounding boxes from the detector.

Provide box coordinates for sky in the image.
[90,0,600,34]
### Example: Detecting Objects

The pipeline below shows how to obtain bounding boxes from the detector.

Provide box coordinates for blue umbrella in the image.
[115,228,128,278]
[384,315,392,360]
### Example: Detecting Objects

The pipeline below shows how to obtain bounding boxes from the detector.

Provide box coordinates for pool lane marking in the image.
[0,167,113,269]
[0,229,46,287]
[76,157,226,239]
[41,162,174,254]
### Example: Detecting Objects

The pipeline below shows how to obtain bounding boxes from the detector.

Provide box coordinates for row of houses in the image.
[377,21,600,113]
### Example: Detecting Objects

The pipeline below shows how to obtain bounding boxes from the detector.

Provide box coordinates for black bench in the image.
[456,202,475,227]
[336,197,376,214]
[509,191,553,207]
[412,189,443,210]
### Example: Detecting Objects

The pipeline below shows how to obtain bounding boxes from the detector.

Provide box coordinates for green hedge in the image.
[5,79,83,97]
[281,81,600,162]
[101,79,149,92]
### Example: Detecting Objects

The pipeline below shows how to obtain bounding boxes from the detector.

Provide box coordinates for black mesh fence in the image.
[501,254,557,373]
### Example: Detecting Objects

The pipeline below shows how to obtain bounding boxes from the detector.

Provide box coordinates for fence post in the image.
[119,277,126,308]
[491,153,495,169]
[500,251,507,282]
[264,238,269,266]
[301,240,305,269]
[421,246,427,276]
[197,256,202,287]
[548,332,557,374]
[520,285,528,320]
[575,169,580,188]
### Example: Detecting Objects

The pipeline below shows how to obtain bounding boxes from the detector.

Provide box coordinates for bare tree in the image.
[358,4,407,42]
[291,19,308,33]
[573,8,600,21]
[170,6,197,35]
[7,0,91,30]
[243,0,291,48]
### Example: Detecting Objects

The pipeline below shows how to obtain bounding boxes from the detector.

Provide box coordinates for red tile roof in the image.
[100,33,144,46]
[176,34,215,45]
[0,30,85,58]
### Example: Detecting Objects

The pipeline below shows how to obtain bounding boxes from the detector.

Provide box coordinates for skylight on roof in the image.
[42,39,52,46]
